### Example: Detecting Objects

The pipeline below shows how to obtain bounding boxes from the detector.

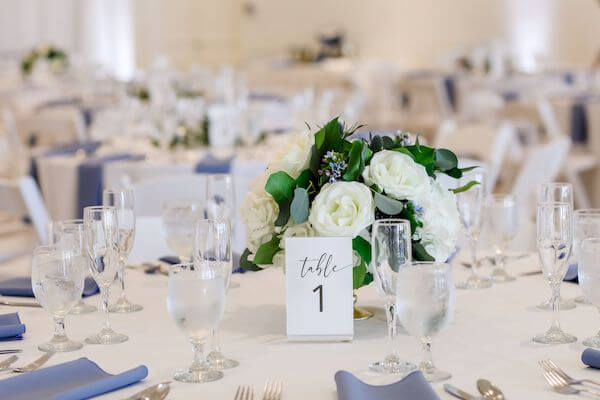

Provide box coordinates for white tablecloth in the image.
[0,246,597,399]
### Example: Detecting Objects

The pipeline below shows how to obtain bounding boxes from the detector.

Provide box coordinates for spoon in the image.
[477,379,505,400]
[122,381,171,400]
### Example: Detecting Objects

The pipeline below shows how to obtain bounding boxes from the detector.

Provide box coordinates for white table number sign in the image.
[285,237,353,341]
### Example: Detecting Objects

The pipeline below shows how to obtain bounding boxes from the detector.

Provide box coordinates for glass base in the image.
[491,268,516,283]
[174,368,223,383]
[207,350,239,370]
[229,280,240,289]
[70,300,97,314]
[536,297,576,311]
[575,295,591,305]
[420,363,451,382]
[85,327,129,345]
[109,297,143,313]
[39,335,83,352]
[533,327,577,344]
[582,335,600,348]
[369,355,416,375]
[456,274,492,289]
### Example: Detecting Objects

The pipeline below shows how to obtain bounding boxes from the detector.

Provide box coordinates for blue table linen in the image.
[582,348,600,369]
[0,277,98,297]
[335,370,440,400]
[194,154,233,174]
[0,313,26,340]
[570,102,588,144]
[564,263,578,283]
[0,358,148,400]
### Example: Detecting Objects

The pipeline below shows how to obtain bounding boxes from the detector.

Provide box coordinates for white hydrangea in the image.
[241,173,279,254]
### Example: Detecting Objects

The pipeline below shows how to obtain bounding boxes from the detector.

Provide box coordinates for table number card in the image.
[285,237,353,341]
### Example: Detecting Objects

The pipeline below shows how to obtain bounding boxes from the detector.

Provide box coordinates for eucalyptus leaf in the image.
[451,180,480,194]
[290,188,309,224]
[253,235,281,265]
[374,192,405,215]
[434,148,458,171]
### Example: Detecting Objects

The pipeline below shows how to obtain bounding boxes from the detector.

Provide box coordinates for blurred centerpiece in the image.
[21,44,69,76]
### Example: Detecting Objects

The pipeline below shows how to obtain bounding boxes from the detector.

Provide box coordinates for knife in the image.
[444,383,480,400]
[0,297,42,307]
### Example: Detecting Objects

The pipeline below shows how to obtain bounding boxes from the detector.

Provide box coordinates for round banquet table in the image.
[0,250,597,399]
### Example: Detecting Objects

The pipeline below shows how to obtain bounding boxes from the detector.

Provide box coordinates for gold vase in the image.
[353,289,373,320]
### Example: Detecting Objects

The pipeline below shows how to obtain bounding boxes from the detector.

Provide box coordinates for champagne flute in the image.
[195,219,239,370]
[83,206,128,344]
[162,200,205,263]
[32,245,86,352]
[396,262,455,382]
[573,209,600,304]
[533,202,577,344]
[167,262,225,383]
[485,194,518,283]
[48,219,97,314]
[537,182,576,311]
[369,219,416,374]
[579,238,600,347]
[103,188,143,313]
[456,170,491,289]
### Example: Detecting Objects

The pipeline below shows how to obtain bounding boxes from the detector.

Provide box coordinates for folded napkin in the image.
[159,253,244,273]
[570,102,589,144]
[194,154,233,174]
[564,263,578,283]
[0,357,148,400]
[0,313,26,340]
[0,277,98,298]
[335,370,440,400]
[582,348,600,368]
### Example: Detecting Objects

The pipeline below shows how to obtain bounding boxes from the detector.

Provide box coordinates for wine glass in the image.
[369,219,416,374]
[485,194,518,283]
[103,188,143,313]
[162,200,205,263]
[48,219,97,314]
[579,238,600,347]
[573,209,600,304]
[167,261,226,383]
[533,202,577,344]
[396,262,455,382]
[32,245,86,352]
[537,182,576,311]
[456,170,491,289]
[195,218,239,370]
[83,206,128,344]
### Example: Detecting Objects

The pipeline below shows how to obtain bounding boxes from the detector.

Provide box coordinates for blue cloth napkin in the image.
[570,102,588,144]
[443,76,456,112]
[76,153,144,218]
[0,313,26,340]
[564,263,578,283]
[0,357,148,400]
[582,348,600,368]
[335,370,440,400]
[194,154,233,174]
[0,277,98,298]
[30,141,101,185]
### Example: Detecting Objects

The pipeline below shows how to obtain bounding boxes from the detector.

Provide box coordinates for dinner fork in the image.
[543,371,600,398]
[539,359,600,388]
[0,355,18,371]
[262,380,282,400]
[12,352,54,373]
[234,385,254,400]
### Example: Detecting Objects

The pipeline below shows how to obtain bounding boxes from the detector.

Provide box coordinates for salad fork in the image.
[262,380,282,400]
[234,385,254,400]
[543,370,600,397]
[12,352,54,373]
[539,359,600,388]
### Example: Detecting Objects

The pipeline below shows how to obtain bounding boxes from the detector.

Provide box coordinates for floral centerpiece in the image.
[21,45,68,76]
[240,117,475,290]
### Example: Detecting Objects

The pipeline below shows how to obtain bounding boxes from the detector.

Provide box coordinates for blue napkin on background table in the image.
[0,277,98,298]
[582,348,600,368]
[0,357,148,400]
[570,102,588,144]
[194,154,233,174]
[564,263,578,283]
[0,313,26,340]
[335,370,439,400]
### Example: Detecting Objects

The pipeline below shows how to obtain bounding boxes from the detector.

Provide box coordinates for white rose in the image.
[241,173,279,254]
[362,150,430,201]
[280,222,316,249]
[309,182,375,237]
[269,132,314,179]
[415,182,460,262]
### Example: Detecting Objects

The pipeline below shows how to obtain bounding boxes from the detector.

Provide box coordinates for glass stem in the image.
[385,301,398,359]
[550,282,561,331]
[118,256,126,301]
[53,316,66,339]
[420,336,435,372]
[102,287,111,330]
[211,329,221,353]
[190,340,206,372]
[495,249,504,272]
[468,236,479,278]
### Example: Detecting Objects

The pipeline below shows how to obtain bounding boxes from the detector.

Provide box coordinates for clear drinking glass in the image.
[456,170,491,289]
[103,188,143,313]
[49,219,97,314]
[195,219,239,370]
[579,238,600,347]
[369,219,416,374]
[32,245,86,352]
[537,182,576,311]
[573,209,600,305]
[167,262,226,383]
[83,206,129,344]
[162,200,205,262]
[533,202,577,344]
[485,194,518,283]
[396,262,455,382]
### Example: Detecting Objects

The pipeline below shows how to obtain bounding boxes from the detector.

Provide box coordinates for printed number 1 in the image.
[313,285,323,312]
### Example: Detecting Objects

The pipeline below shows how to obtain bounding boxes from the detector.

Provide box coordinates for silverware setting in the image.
[543,370,600,397]
[234,385,255,400]
[11,351,54,373]
[0,355,18,371]
[443,383,480,399]
[262,380,283,400]
[0,349,22,355]
[122,381,171,400]
[0,296,42,308]
[539,359,600,389]
[476,379,505,400]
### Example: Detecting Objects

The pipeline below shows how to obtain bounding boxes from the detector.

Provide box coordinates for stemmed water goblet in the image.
[195,218,239,370]
[83,206,129,344]
[32,245,86,352]
[396,262,455,382]
[456,170,491,289]
[573,209,600,305]
[49,219,97,314]
[579,238,600,347]
[103,188,143,313]
[369,219,416,374]
[533,202,577,344]
[486,194,518,283]
[162,200,205,263]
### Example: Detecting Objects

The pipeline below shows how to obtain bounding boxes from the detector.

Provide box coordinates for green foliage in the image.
[253,235,281,265]
[290,188,309,224]
[413,242,435,262]
[451,180,480,194]
[265,171,296,226]
[352,236,372,265]
[342,140,366,181]
[240,248,262,271]
[434,148,458,171]
[314,118,344,153]
[352,257,368,290]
